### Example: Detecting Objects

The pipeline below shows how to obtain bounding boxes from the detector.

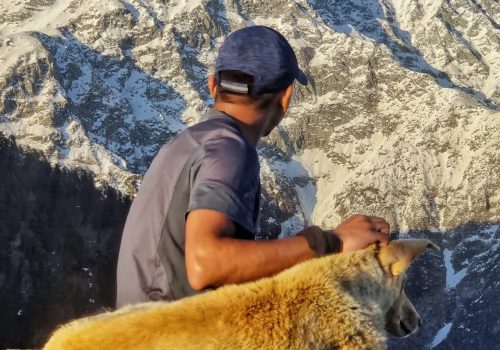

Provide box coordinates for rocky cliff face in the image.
[0,0,499,348]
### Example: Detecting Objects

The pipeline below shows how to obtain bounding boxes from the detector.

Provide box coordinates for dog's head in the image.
[377,239,440,337]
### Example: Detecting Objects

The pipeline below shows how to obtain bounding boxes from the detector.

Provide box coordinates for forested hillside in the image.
[0,133,131,347]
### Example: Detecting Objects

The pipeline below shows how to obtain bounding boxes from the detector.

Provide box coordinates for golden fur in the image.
[43,239,438,350]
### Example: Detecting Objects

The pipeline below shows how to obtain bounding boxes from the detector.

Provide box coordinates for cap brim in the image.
[296,69,308,85]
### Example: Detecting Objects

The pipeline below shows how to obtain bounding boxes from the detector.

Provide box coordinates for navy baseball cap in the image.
[215,26,308,94]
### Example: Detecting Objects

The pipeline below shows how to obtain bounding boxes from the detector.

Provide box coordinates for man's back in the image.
[116,109,260,307]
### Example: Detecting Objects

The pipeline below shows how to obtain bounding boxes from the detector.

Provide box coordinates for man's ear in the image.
[378,239,440,276]
[280,83,294,112]
[208,74,217,99]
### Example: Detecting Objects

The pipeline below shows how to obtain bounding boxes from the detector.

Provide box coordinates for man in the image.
[116,26,390,307]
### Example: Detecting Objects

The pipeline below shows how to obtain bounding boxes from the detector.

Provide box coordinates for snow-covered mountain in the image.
[0,0,499,348]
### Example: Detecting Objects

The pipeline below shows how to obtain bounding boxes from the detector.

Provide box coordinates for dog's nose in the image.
[418,317,422,327]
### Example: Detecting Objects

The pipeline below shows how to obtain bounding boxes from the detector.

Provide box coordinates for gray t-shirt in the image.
[116,109,260,307]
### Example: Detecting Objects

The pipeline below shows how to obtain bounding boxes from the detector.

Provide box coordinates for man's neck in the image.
[213,102,264,147]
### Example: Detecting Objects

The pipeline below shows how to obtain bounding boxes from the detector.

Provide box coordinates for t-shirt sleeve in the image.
[187,134,259,233]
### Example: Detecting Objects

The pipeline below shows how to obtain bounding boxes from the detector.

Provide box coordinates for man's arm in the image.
[185,210,390,291]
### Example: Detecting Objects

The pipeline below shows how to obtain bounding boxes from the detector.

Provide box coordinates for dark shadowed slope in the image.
[0,133,131,348]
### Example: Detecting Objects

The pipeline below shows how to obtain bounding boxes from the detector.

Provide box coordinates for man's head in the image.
[210,26,307,137]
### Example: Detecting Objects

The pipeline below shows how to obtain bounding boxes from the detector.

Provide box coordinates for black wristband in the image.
[298,226,341,256]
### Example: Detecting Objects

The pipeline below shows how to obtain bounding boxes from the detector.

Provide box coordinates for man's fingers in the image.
[377,222,390,234]
[368,216,390,234]
[367,222,390,234]
[368,218,390,246]
[378,234,389,246]
[336,214,391,251]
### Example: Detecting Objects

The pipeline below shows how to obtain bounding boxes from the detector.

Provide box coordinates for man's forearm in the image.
[185,226,316,290]
[215,234,313,285]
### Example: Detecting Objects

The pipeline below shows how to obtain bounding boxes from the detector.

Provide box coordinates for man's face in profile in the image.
[262,85,294,137]
[262,101,286,137]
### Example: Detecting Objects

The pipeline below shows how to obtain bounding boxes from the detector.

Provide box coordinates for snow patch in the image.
[295,182,316,226]
[295,148,350,227]
[271,158,309,178]
[443,248,467,290]
[165,0,201,21]
[431,322,452,348]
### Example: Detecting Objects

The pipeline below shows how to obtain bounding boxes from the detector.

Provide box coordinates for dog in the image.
[43,239,439,350]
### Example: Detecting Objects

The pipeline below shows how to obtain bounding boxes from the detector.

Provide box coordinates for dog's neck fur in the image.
[221,247,394,349]
[296,247,394,349]
[309,250,392,349]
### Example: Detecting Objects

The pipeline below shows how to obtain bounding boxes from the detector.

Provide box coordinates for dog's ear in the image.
[378,239,440,276]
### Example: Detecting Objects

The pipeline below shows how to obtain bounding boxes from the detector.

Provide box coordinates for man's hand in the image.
[330,214,390,252]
